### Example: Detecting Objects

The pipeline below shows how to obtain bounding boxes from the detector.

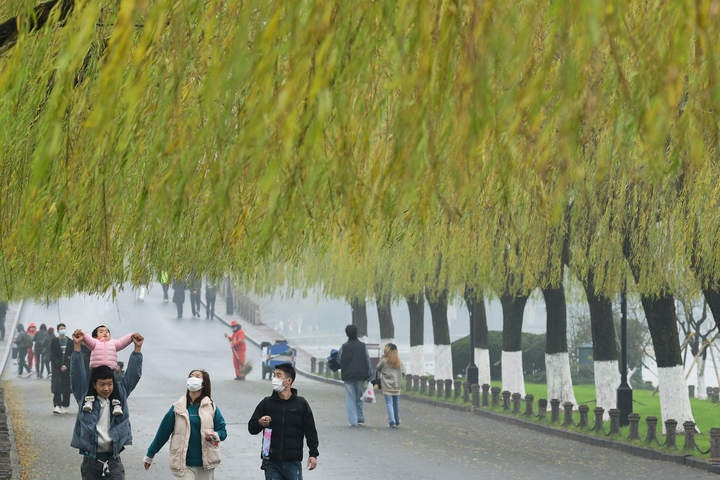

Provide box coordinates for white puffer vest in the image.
[168,395,221,477]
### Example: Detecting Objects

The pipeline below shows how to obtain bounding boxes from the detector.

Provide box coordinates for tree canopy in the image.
[1,1,719,300]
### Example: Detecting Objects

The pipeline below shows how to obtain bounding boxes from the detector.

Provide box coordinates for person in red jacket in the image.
[224,321,247,380]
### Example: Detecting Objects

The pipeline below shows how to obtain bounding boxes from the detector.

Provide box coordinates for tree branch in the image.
[0,0,74,52]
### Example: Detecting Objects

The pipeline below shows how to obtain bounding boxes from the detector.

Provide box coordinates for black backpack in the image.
[327,349,341,372]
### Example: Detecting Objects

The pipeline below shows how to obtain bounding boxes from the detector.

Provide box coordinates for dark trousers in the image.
[174,301,183,318]
[161,283,169,300]
[17,350,28,375]
[264,460,302,480]
[190,293,201,316]
[206,296,216,319]
[81,455,125,480]
[0,321,4,341]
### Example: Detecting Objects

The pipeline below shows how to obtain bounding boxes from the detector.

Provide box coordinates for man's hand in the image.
[258,415,271,428]
[307,456,317,470]
[131,333,144,352]
[72,329,84,351]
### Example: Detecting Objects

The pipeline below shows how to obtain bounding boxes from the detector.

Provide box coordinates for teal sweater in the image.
[147,402,227,467]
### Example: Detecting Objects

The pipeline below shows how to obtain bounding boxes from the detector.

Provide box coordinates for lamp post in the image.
[466,309,479,385]
[617,278,632,426]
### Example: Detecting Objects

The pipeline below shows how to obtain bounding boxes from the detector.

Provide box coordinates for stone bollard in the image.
[713,387,720,403]
[412,375,420,392]
[608,408,621,436]
[472,384,480,408]
[550,399,561,423]
[593,407,605,432]
[454,379,462,400]
[683,421,697,450]
[318,360,325,376]
[688,385,694,399]
[429,379,436,397]
[562,402,574,426]
[578,404,589,429]
[491,386,501,407]
[645,416,659,444]
[334,370,340,380]
[463,382,471,403]
[437,379,444,398]
[445,379,453,399]
[664,419,678,449]
[406,375,413,392]
[710,428,720,463]
[627,413,640,440]
[481,384,490,407]
[512,393,522,414]
[537,399,548,420]
[311,357,317,373]
[707,386,714,399]
[420,376,427,394]
[502,391,511,411]
[524,394,534,416]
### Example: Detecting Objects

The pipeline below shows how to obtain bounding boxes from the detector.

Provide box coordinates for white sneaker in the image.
[53,406,61,414]
[60,406,69,414]
[111,399,123,416]
[82,396,94,413]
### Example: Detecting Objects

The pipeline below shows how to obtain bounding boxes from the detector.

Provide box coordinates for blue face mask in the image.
[58,329,66,336]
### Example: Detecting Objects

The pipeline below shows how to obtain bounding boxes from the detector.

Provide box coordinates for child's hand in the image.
[72,329,84,343]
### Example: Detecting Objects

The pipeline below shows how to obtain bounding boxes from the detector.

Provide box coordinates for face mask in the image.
[271,377,285,393]
[58,329,66,336]
[186,377,203,392]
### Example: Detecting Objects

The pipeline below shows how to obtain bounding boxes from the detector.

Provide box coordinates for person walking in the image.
[0,299,7,341]
[25,322,38,372]
[205,283,216,320]
[375,343,405,428]
[13,324,32,377]
[339,324,372,427]
[161,271,170,303]
[70,329,144,479]
[144,369,227,479]
[33,323,50,378]
[248,363,319,479]
[224,321,246,380]
[172,279,186,319]
[190,276,202,318]
[50,323,73,414]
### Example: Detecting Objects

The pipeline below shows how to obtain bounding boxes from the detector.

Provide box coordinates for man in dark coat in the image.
[339,324,372,427]
[172,280,186,319]
[205,283,216,320]
[49,322,73,414]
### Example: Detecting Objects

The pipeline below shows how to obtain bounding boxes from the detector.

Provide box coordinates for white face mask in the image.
[271,377,286,393]
[186,377,203,392]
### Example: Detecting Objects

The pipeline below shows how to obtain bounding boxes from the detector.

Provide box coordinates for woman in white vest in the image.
[144,370,227,479]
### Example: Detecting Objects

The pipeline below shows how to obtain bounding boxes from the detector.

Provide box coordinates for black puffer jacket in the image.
[340,339,371,382]
[248,389,319,461]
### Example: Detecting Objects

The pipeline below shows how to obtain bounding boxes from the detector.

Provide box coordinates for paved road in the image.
[0,286,716,479]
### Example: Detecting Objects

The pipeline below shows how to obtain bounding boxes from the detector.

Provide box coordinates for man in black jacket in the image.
[339,324,372,427]
[248,363,319,479]
[49,323,73,414]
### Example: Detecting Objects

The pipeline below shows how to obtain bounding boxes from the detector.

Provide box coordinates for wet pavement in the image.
[0,286,717,479]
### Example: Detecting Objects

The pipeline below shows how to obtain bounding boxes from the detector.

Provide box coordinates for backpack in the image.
[327,349,341,372]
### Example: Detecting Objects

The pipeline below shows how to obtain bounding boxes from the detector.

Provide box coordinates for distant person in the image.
[115,361,125,382]
[50,323,73,414]
[79,325,140,416]
[33,323,50,378]
[205,282,217,320]
[248,363,319,479]
[224,321,246,380]
[13,324,32,377]
[339,324,372,427]
[25,323,38,372]
[70,329,144,480]
[375,343,405,428]
[160,271,170,303]
[144,369,227,478]
[0,299,7,341]
[190,276,202,318]
[172,279,186,319]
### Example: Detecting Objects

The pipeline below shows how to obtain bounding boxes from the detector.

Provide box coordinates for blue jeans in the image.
[384,393,400,426]
[344,380,366,426]
[264,460,302,480]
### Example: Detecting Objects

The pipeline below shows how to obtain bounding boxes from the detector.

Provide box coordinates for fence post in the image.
[471,384,480,408]
[445,379,453,399]
[683,421,697,450]
[412,375,420,392]
[502,391,511,411]
[608,408,621,436]
[512,393,521,414]
[463,382,471,403]
[577,404,589,429]
[664,419,678,449]
[562,402,574,426]
[593,407,605,432]
[627,413,640,440]
[710,428,720,463]
[406,375,412,392]
[491,386,501,407]
[481,384,490,407]
[420,376,427,394]
[318,361,325,376]
[310,357,316,374]
[454,379,462,400]
[537,399,547,420]
[436,379,444,398]
[550,399,560,423]
[428,379,436,397]
[645,416,659,444]
[524,394,534,416]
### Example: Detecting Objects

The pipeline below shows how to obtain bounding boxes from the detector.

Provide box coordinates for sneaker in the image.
[23,371,32,378]
[61,406,70,414]
[391,424,399,429]
[111,399,123,416]
[53,406,61,414]
[82,396,95,413]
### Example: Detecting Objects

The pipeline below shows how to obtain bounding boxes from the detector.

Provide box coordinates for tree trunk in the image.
[703,288,720,330]
[427,289,452,381]
[499,293,528,396]
[464,285,490,385]
[406,292,425,375]
[376,292,395,346]
[696,356,707,400]
[350,297,368,339]
[641,293,695,430]
[542,287,576,405]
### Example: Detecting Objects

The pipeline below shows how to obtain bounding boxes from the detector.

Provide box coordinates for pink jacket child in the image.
[83,325,135,370]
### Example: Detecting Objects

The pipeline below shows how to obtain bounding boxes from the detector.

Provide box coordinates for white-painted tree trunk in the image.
[658,365,696,433]
[409,345,424,376]
[501,350,525,397]
[434,344,453,380]
[475,347,491,386]
[695,357,707,400]
[594,360,618,418]
[545,352,577,406]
